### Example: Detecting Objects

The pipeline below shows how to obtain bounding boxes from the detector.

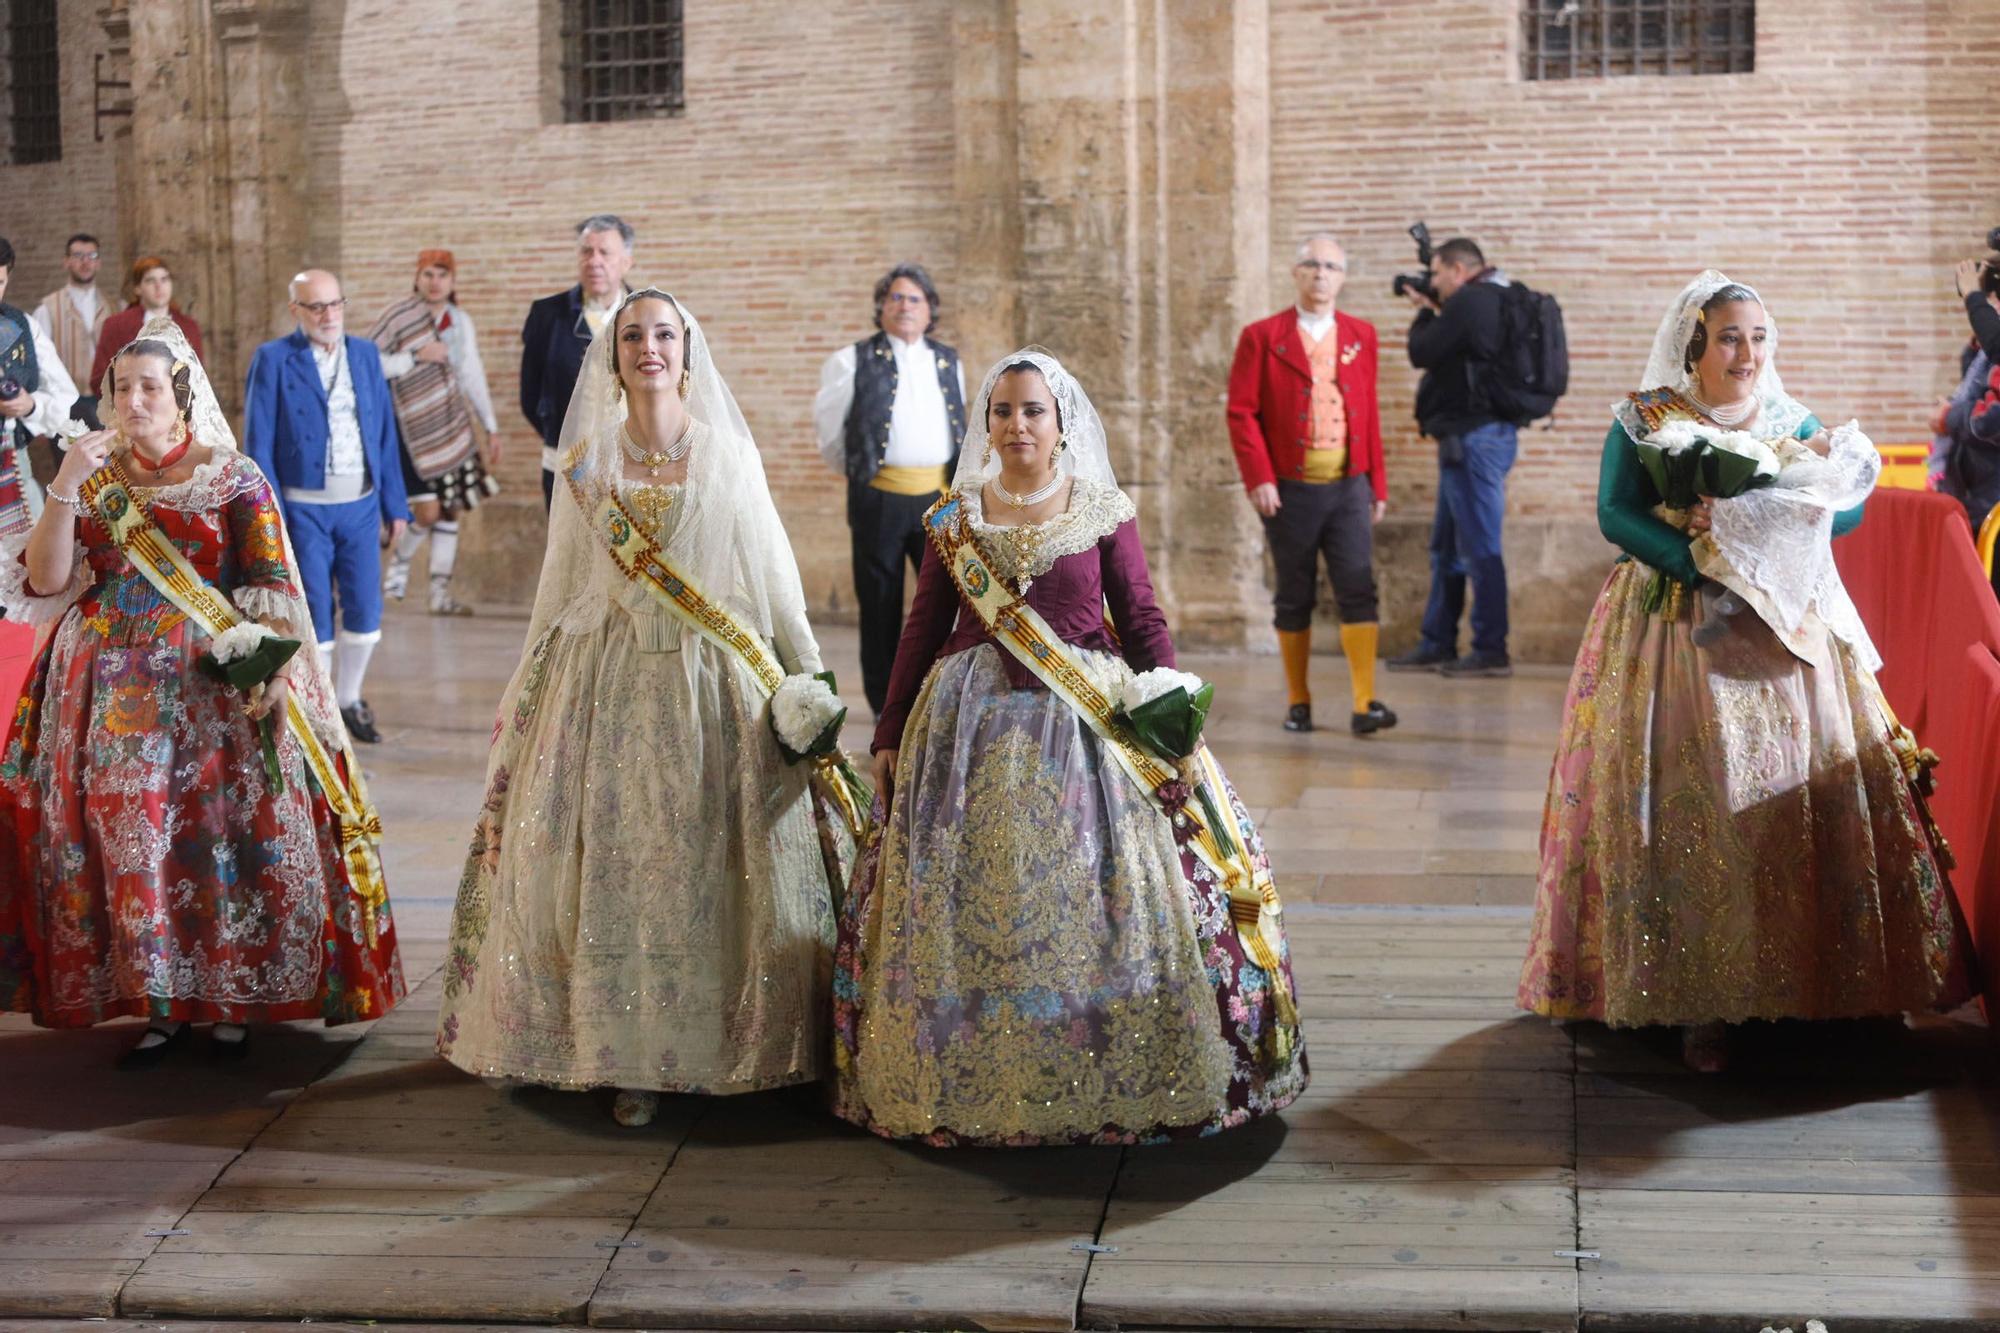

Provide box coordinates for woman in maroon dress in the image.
[0,319,403,1066]
[831,348,1306,1145]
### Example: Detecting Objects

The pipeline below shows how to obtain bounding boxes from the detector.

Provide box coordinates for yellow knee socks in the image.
[1277,628,1312,708]
[1340,621,1379,715]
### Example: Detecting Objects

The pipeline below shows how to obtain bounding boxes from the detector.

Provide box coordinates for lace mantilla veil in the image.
[1626,272,1883,670]
[951,347,1120,495]
[119,315,348,752]
[518,288,811,656]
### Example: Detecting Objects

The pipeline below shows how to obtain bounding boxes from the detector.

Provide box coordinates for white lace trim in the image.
[130,450,265,513]
[232,584,303,627]
[962,476,1136,588]
[0,528,90,625]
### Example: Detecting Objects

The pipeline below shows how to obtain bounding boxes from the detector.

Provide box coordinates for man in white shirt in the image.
[0,236,79,533]
[242,270,412,743]
[32,234,107,397]
[813,263,967,714]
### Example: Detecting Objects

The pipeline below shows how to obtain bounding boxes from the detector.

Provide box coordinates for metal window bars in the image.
[1522,0,1755,82]
[561,0,686,124]
[8,0,59,164]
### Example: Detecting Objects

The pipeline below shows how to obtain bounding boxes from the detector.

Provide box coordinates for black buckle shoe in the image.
[341,700,382,744]
[1283,703,1313,733]
[1351,700,1398,735]
[1385,646,1452,673]
[1439,651,1513,678]
[114,1022,189,1071]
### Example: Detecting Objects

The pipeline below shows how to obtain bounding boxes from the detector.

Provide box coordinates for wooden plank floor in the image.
[2,613,1996,1331]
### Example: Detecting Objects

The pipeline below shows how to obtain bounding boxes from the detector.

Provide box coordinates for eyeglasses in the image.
[68,251,98,261]
[294,299,348,315]
[1296,260,1346,274]
[882,292,930,307]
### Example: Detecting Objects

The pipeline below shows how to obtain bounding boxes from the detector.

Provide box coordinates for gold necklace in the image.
[620,419,692,478]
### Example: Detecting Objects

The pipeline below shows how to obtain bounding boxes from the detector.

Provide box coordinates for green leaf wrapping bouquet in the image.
[1113,667,1214,761]
[1635,420,1783,509]
[197,622,301,793]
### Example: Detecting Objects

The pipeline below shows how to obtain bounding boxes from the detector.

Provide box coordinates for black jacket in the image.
[520,284,632,452]
[1407,275,1508,440]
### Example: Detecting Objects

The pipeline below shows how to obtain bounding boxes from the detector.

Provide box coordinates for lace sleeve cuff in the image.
[231,584,303,626]
[0,530,90,626]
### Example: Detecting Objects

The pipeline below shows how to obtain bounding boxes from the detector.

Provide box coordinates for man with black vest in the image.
[814,263,966,715]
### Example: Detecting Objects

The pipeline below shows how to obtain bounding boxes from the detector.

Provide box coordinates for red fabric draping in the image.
[0,622,30,725]
[1833,487,2000,1013]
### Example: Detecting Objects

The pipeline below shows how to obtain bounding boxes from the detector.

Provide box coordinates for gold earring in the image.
[170,414,190,448]
[981,440,993,468]
[678,370,691,402]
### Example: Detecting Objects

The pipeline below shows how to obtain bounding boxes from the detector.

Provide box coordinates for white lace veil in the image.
[524,288,806,648]
[951,347,1119,494]
[109,315,348,752]
[1629,269,1811,438]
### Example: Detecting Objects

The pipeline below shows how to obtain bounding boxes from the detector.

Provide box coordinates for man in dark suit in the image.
[243,268,411,743]
[520,214,634,511]
[1227,232,1394,736]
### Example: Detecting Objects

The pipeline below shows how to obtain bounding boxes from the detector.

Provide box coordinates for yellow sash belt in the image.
[81,458,389,945]
[922,492,1298,1053]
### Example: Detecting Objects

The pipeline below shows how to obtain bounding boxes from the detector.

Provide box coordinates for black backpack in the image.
[1482,282,1568,426]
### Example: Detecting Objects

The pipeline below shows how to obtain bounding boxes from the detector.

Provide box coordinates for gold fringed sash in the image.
[923,492,1298,1054]
[565,454,867,840]
[81,458,389,944]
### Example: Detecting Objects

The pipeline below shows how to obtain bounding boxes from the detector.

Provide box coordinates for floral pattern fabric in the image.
[0,453,404,1027]
[833,643,1307,1146]
[1519,560,1970,1026]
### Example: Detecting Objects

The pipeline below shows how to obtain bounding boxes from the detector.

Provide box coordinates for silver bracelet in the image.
[45,485,83,509]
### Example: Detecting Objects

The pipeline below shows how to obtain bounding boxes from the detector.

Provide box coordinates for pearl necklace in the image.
[1686,386,1758,428]
[620,420,692,478]
[994,470,1064,509]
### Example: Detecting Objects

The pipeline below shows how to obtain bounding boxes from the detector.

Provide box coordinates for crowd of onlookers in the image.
[1933,254,2000,589]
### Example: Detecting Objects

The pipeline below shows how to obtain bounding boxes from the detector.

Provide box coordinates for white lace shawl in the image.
[959,475,1136,594]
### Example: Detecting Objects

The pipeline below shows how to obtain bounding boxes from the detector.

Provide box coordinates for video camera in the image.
[1391,222,1436,302]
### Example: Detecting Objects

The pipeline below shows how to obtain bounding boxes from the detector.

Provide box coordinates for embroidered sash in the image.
[923,492,1298,1050]
[564,454,867,840]
[80,457,390,944]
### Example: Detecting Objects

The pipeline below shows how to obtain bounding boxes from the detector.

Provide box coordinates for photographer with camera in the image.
[0,236,79,535]
[1388,236,1518,678]
[1934,250,2000,562]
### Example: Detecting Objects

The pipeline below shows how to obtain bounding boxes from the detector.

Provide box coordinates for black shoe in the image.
[1440,651,1513,678]
[1351,700,1398,735]
[1283,703,1313,733]
[209,1027,251,1064]
[1385,646,1452,673]
[114,1022,189,1070]
[341,700,382,744]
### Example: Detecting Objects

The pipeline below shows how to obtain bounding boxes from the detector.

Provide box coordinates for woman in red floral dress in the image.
[0,320,403,1066]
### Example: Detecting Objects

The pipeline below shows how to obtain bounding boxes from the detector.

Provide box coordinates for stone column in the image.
[99,0,310,417]
[949,0,1273,648]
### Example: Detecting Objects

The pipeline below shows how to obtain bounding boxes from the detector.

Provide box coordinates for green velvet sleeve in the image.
[1795,414,1867,538]
[1597,420,1699,584]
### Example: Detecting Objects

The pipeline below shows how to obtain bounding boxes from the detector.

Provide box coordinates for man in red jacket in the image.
[1227,232,1395,735]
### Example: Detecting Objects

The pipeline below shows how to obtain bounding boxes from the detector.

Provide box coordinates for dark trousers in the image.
[1418,420,1517,657]
[541,464,555,511]
[850,481,938,714]
[1262,475,1380,630]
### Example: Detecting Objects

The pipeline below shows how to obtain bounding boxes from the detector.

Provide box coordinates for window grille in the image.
[8,0,59,165]
[561,0,685,124]
[1522,0,1754,81]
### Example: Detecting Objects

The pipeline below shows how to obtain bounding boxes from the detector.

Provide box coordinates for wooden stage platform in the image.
[2,613,1995,1332]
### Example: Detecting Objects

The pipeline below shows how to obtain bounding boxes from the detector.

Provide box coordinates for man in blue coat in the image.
[243,268,411,743]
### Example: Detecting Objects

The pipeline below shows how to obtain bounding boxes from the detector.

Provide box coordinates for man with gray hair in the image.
[521,214,635,511]
[1226,232,1393,736]
[243,268,410,743]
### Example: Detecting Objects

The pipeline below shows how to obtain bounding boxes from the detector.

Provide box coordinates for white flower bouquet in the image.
[1114,667,1214,761]
[197,621,301,791]
[771,671,847,762]
[52,418,93,443]
[1636,420,1782,510]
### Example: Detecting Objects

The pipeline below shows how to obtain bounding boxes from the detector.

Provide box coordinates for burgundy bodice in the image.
[872,514,1175,753]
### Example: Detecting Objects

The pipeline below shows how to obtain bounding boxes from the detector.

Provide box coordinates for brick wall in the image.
[301,0,958,616]
[0,3,119,320]
[0,1,1995,657]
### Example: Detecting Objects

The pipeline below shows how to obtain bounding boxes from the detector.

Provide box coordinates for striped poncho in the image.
[368,295,477,482]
